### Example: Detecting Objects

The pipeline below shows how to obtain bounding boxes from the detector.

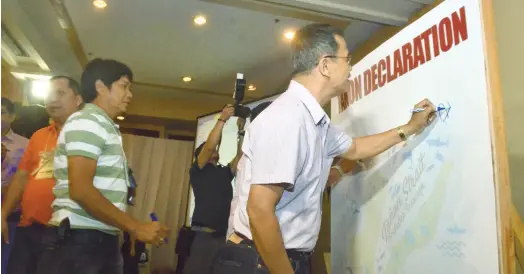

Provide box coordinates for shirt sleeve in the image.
[63,114,108,160]
[246,119,304,188]
[325,124,352,158]
[17,135,37,172]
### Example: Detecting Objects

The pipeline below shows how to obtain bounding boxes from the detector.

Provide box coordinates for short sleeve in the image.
[17,135,36,172]
[326,124,352,158]
[246,119,304,187]
[63,115,108,160]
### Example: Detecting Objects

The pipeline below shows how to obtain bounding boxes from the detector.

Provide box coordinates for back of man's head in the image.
[81,58,133,103]
[291,24,344,75]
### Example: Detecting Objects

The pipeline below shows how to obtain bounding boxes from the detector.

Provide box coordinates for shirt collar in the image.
[47,122,58,134]
[287,80,328,125]
[84,103,118,127]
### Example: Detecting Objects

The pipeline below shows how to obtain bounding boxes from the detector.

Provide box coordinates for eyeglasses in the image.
[324,55,352,65]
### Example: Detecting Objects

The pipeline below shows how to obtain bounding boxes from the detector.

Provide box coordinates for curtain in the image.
[122,134,194,271]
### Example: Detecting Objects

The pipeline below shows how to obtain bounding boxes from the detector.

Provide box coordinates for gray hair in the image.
[291,24,344,75]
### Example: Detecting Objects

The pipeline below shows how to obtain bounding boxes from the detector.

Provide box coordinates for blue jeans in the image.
[213,241,311,274]
[2,221,18,274]
[36,227,123,274]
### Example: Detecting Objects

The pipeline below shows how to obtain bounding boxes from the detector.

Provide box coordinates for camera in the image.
[233,73,251,119]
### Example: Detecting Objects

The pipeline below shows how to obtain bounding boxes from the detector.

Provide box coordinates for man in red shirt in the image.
[1,75,83,274]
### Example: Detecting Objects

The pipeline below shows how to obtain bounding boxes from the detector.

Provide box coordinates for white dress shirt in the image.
[231,80,352,251]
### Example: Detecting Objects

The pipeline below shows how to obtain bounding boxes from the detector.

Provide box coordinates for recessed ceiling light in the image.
[93,0,107,9]
[116,116,125,121]
[284,30,295,41]
[182,76,192,82]
[193,15,207,26]
[248,85,256,91]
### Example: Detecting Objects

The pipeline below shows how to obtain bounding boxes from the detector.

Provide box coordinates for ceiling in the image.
[1,0,427,119]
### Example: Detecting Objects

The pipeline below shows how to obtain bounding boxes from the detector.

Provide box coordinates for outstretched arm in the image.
[197,105,234,169]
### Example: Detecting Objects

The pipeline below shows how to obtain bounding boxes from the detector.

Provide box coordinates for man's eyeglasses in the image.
[324,55,352,65]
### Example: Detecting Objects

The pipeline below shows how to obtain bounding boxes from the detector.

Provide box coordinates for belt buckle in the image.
[228,233,243,245]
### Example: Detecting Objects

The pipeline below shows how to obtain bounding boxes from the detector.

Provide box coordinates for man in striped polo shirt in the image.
[37,59,168,274]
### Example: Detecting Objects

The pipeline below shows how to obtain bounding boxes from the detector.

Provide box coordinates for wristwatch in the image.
[331,165,344,177]
[396,127,407,141]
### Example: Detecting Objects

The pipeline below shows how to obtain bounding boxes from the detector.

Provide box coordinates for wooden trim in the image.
[48,0,88,68]
[480,0,514,273]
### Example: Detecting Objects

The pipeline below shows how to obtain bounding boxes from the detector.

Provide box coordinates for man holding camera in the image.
[183,104,245,274]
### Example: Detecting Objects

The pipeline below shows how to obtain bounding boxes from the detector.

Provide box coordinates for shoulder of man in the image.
[249,98,304,131]
[62,110,110,136]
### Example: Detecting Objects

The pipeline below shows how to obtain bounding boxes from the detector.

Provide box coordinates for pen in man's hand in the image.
[150,212,168,243]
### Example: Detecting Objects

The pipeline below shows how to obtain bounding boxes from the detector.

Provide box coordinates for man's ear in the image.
[318,58,331,78]
[9,113,16,123]
[75,94,83,108]
[94,79,108,95]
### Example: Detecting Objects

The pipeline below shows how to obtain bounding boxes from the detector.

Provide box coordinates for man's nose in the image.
[46,93,59,103]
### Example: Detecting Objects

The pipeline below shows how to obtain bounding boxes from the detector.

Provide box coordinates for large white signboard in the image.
[330,0,499,273]
[186,95,279,225]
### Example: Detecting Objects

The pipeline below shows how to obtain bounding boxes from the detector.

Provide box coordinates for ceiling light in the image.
[11,73,51,81]
[31,80,50,99]
[284,31,295,41]
[182,77,192,82]
[116,116,125,121]
[248,85,256,91]
[93,0,107,9]
[193,16,207,26]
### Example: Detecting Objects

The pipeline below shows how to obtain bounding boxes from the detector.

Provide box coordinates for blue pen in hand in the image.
[150,212,168,243]
[412,106,446,113]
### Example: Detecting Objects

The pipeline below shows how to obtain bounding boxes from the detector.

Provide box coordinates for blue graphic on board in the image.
[437,241,466,258]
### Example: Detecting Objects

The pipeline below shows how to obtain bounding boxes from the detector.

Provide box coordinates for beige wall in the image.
[493,0,524,217]
[493,1,524,271]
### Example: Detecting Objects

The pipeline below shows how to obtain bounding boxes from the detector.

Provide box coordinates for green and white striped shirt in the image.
[51,103,129,234]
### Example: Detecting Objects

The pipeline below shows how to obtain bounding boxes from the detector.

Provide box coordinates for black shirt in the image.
[190,162,234,234]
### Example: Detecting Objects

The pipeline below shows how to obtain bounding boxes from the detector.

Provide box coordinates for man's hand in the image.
[133,221,169,246]
[237,117,246,130]
[1,217,8,243]
[220,104,235,121]
[405,99,436,135]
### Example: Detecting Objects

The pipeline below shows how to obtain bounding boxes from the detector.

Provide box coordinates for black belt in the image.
[44,226,119,246]
[230,232,313,261]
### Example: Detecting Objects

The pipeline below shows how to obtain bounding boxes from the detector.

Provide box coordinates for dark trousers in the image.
[6,223,46,274]
[213,238,311,274]
[183,231,225,274]
[1,212,21,274]
[37,227,123,274]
